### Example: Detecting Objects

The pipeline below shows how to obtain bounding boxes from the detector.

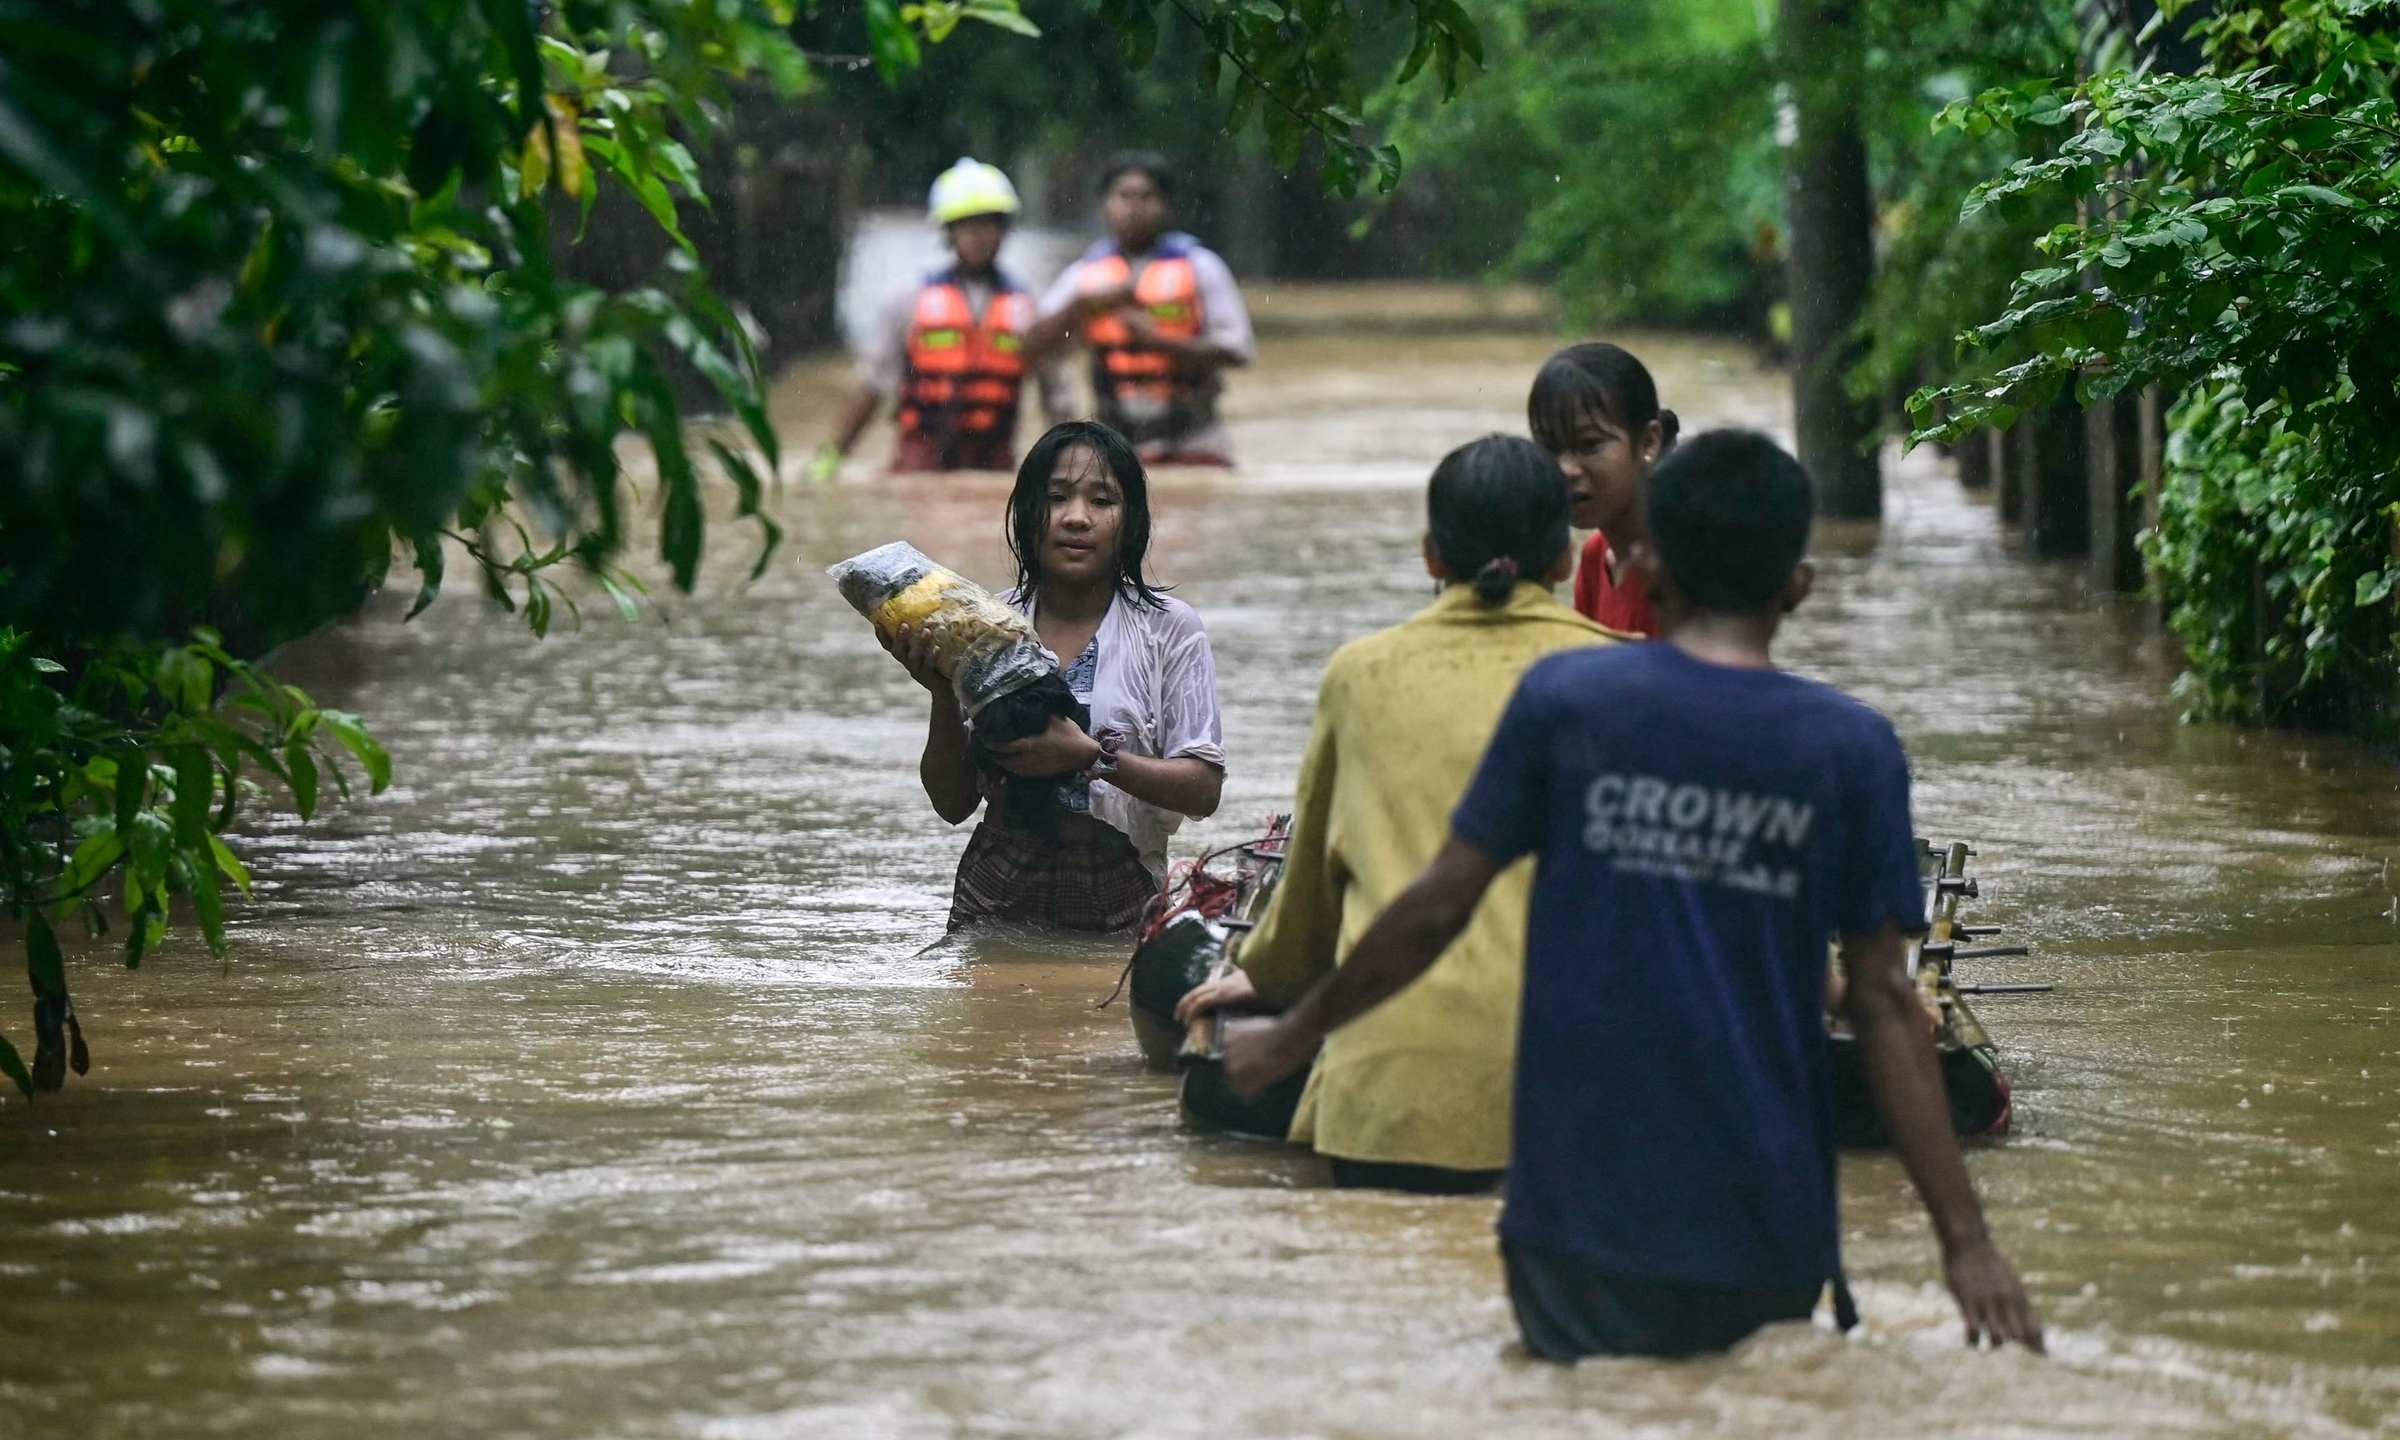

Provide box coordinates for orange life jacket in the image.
[898,273,1032,461]
[1077,240,1214,442]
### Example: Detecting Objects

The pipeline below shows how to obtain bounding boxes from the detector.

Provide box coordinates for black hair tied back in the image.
[1427,435,1572,609]
[1473,556,1522,606]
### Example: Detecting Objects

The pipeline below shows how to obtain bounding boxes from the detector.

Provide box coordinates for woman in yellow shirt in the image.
[1178,434,1623,1193]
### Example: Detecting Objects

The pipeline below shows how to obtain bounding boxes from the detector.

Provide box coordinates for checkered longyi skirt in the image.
[949,814,1160,933]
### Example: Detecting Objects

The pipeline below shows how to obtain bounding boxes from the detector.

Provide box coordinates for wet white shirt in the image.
[1010,588,1226,879]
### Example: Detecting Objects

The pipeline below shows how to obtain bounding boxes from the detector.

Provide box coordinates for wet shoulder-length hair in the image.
[1007,421,1169,609]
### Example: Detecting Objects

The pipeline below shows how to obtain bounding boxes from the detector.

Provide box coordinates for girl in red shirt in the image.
[1527,344,1678,638]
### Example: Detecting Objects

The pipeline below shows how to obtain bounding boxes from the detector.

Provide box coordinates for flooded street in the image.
[3,320,2397,1438]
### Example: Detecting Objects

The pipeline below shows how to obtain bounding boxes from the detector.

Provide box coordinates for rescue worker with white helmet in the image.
[1021,152,1255,467]
[810,158,1072,478]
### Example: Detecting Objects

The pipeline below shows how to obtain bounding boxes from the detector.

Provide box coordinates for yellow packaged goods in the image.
[870,569,1033,649]
[827,541,1052,717]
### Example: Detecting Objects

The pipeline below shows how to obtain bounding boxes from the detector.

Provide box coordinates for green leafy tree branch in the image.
[1911,1,2400,733]
[0,0,1035,1095]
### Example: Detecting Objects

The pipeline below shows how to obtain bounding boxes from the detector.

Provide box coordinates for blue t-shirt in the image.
[1451,642,1927,1290]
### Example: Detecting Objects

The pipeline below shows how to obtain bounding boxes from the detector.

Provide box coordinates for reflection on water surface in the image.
[2,327,2396,1438]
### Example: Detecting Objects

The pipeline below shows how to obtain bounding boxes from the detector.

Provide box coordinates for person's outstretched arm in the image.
[829,383,880,455]
[1221,836,1500,1094]
[1843,921,2045,1352]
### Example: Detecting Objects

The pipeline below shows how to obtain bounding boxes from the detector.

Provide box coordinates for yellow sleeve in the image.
[1235,668,1346,1009]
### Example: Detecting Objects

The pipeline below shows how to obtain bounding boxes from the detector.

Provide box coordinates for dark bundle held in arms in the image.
[828,542,1091,837]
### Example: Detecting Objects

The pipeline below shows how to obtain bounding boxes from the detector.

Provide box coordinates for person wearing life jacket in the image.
[1023,153,1254,468]
[811,158,1072,479]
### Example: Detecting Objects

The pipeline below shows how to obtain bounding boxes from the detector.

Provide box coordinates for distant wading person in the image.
[1223,431,2044,1360]
[812,158,1072,479]
[1528,343,1677,638]
[1175,436,1620,1193]
[1024,153,1254,468]
[880,422,1226,931]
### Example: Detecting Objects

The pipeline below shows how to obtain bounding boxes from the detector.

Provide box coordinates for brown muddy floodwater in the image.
[4,323,2398,1439]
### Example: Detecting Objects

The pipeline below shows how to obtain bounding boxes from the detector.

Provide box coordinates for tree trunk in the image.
[1780,0,1880,518]
[2027,397,2090,558]
[2085,393,2146,591]
[1953,433,1990,491]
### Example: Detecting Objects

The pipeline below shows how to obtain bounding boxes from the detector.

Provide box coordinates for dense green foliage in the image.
[1916,2,2400,733]
[1383,0,1777,322]
[0,0,1481,1094]
[0,630,383,1094]
[1107,0,1482,195]
[1840,3,2082,408]
[0,1,821,657]
[0,0,826,1093]
[1375,0,2078,348]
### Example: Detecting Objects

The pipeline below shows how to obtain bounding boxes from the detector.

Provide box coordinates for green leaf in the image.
[185,853,228,958]
[124,898,163,970]
[1227,76,1259,135]
[962,1,1041,38]
[26,912,66,1001]
[0,1034,30,1101]
[113,748,146,835]
[171,747,213,848]
[286,743,319,820]
[864,0,925,80]
[2276,183,2358,208]
[2356,569,2396,607]
[594,569,644,623]
[1117,2,1159,71]
[63,830,125,898]
[479,0,547,130]
[208,834,253,897]
[709,439,783,580]
[408,535,445,619]
[320,712,392,794]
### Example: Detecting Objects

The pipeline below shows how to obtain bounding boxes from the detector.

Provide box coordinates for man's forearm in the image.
[829,384,881,454]
[1849,961,1991,1252]
[1286,841,1494,1037]
[1165,338,1243,373]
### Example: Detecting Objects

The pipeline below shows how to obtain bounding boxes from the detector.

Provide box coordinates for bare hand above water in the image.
[989,715,1102,778]
[878,622,948,694]
[1174,966,1260,1025]
[1943,1236,2045,1353]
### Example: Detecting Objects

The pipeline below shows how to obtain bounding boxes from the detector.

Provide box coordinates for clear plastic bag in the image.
[827,541,1055,717]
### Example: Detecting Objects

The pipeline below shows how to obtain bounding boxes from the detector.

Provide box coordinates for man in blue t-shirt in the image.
[1224,430,2043,1360]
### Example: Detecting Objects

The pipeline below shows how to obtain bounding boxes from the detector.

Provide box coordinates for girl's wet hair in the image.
[1428,435,1573,607]
[1008,421,1168,609]
[1527,342,1680,456]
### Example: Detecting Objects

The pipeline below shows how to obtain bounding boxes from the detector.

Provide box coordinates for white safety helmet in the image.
[927,157,1021,226]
